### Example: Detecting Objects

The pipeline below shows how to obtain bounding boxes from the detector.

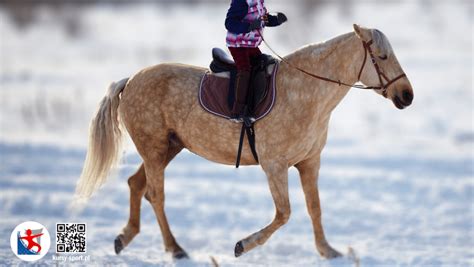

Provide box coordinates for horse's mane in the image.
[285,29,393,61]
[284,32,355,63]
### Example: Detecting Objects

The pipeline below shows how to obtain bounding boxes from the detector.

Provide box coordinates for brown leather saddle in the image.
[199,48,278,122]
[199,48,279,168]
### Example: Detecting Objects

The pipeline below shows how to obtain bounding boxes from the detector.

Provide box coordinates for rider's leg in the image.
[229,47,252,121]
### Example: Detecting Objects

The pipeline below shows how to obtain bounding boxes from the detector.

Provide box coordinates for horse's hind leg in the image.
[234,160,291,257]
[140,134,188,259]
[115,135,184,257]
[115,164,146,254]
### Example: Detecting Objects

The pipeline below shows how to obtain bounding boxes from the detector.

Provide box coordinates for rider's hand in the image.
[264,12,288,27]
[275,12,288,24]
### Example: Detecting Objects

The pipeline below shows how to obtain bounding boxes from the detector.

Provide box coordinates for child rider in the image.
[225,0,287,122]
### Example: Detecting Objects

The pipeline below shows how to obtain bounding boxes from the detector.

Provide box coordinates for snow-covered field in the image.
[0,1,472,266]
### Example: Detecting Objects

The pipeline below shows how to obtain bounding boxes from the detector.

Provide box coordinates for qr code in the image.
[56,223,86,253]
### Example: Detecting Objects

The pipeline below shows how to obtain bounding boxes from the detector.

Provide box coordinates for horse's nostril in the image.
[402,90,413,105]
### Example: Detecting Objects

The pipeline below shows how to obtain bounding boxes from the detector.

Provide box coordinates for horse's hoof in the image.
[234,241,244,257]
[114,236,124,255]
[172,250,189,260]
[321,247,343,259]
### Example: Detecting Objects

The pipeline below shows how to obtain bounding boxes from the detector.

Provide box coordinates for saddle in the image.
[199,48,279,168]
[200,48,278,121]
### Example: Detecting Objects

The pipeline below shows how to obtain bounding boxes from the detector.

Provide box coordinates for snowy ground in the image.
[0,1,472,266]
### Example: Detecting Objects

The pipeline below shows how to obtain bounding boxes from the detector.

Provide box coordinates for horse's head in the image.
[353,24,414,109]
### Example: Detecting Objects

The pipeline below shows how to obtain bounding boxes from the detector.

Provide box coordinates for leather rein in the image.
[259,33,406,97]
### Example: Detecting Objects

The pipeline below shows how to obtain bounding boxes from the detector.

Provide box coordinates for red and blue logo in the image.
[10,221,51,262]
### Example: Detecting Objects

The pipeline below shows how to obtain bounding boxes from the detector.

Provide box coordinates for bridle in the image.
[259,32,407,97]
[358,40,406,97]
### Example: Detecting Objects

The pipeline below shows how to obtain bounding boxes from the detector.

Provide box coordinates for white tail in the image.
[75,78,129,200]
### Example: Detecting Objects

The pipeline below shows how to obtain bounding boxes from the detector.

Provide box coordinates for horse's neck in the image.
[281,32,363,119]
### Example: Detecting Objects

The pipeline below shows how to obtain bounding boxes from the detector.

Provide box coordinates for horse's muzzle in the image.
[402,89,414,105]
[393,89,413,109]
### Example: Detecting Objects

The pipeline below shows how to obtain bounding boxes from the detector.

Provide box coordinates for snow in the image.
[0,1,472,266]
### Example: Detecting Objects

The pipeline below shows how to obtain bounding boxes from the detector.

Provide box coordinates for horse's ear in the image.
[353,24,363,39]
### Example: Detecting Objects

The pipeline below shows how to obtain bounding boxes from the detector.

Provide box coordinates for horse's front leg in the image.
[234,160,290,257]
[296,157,342,259]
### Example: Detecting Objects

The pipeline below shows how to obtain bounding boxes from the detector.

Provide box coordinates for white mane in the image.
[286,32,355,62]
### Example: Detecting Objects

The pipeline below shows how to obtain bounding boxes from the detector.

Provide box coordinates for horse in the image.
[75,24,414,260]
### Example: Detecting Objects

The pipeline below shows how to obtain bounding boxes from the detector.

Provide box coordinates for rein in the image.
[258,31,406,97]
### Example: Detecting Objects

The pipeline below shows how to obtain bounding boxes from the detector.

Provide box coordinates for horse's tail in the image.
[75,78,129,200]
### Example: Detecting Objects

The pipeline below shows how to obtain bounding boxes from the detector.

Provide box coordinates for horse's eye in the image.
[379,55,388,60]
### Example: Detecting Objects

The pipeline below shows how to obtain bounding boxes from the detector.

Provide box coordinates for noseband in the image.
[357,40,406,97]
[259,31,407,94]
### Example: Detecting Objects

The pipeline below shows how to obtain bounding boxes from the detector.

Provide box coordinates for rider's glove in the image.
[265,12,288,27]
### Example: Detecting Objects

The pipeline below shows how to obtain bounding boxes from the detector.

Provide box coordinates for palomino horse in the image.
[76,24,413,259]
